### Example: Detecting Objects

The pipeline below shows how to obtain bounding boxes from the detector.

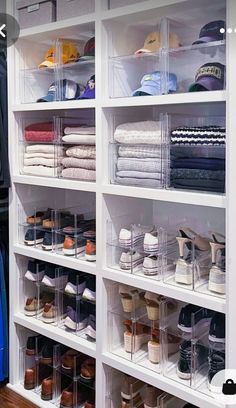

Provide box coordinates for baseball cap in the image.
[132,71,177,96]
[38,42,80,68]
[79,37,95,61]
[189,62,225,92]
[192,20,226,45]
[78,75,95,99]
[37,79,81,102]
[135,31,182,54]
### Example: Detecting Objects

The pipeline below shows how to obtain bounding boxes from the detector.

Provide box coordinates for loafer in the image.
[41,376,53,401]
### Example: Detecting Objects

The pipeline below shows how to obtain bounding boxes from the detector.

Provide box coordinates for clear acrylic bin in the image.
[20,67,57,104]
[109,113,169,189]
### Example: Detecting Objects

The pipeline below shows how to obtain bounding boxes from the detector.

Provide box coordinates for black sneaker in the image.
[177,340,208,380]
[82,276,96,302]
[40,340,56,365]
[64,270,86,296]
[208,350,225,393]
[209,312,225,344]
[24,229,45,246]
[26,334,44,356]
[178,304,213,334]
[41,264,68,288]
[24,260,46,282]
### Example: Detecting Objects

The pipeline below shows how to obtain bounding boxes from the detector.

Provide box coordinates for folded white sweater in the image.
[114,121,162,145]
[26,144,64,154]
[24,157,58,167]
[64,126,96,135]
[62,134,96,145]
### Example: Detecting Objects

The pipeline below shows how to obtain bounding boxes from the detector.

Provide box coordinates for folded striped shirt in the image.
[171,126,226,145]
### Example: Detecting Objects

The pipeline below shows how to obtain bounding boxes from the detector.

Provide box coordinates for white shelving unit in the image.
[6,0,236,407]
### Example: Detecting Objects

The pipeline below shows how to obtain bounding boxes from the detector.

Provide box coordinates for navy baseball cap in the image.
[37,79,81,102]
[192,20,226,45]
[189,62,225,92]
[78,75,95,99]
[132,71,177,96]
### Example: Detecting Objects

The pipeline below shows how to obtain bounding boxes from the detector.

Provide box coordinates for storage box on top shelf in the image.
[56,0,95,20]
[109,113,169,190]
[16,0,56,29]
[56,114,96,182]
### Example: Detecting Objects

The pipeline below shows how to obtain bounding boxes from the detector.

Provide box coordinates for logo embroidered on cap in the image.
[144,75,153,81]
[195,65,222,81]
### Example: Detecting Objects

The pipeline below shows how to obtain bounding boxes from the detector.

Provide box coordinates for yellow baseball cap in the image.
[38,42,80,68]
[135,31,182,54]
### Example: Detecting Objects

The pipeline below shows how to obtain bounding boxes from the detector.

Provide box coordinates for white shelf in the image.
[102,352,224,408]
[13,244,96,275]
[11,100,96,112]
[102,267,226,313]
[7,383,55,408]
[19,13,96,40]
[14,312,96,358]
[102,184,226,208]
[102,91,226,108]
[12,175,96,192]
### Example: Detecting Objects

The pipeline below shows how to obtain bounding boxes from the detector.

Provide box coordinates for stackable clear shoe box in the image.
[107,7,226,98]
[20,335,95,406]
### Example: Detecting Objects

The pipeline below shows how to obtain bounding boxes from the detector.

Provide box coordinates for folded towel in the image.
[26,145,64,154]
[23,166,59,177]
[114,121,162,144]
[61,157,96,170]
[24,157,58,167]
[115,177,162,188]
[64,126,96,135]
[66,145,96,159]
[117,157,162,173]
[62,134,96,145]
[118,145,162,159]
[62,168,96,181]
[116,170,162,180]
[24,122,55,142]
[24,152,56,159]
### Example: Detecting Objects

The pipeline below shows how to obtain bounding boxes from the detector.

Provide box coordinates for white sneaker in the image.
[143,232,158,253]
[208,265,225,294]
[119,251,144,270]
[143,255,159,275]
[119,224,154,248]
[82,287,96,302]
[64,280,86,296]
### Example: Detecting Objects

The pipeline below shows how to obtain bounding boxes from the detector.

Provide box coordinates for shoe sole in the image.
[178,318,211,334]
[24,308,43,317]
[24,239,43,246]
[120,258,143,270]
[80,374,95,384]
[208,334,225,343]
[63,246,85,256]
[41,394,52,401]
[176,367,191,380]
[121,390,140,400]
[24,383,35,390]
[143,267,159,276]
[85,325,96,340]
[175,273,193,285]
[85,253,96,261]
[208,281,225,294]
[64,316,87,331]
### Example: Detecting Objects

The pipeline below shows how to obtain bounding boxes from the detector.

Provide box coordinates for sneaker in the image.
[85,314,96,340]
[64,271,86,296]
[209,313,225,343]
[178,304,213,334]
[85,239,96,262]
[143,255,159,276]
[119,251,144,270]
[143,232,158,253]
[119,224,154,248]
[41,231,55,251]
[63,235,86,256]
[41,264,68,288]
[24,260,46,282]
[144,385,162,408]
[119,285,145,313]
[177,340,208,380]
[121,374,143,400]
[208,350,225,392]
[82,276,96,302]
[64,303,89,331]
[24,228,45,246]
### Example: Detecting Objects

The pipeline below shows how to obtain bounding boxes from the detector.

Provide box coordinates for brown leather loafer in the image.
[80,358,96,383]
[41,376,53,401]
[24,367,35,390]
[61,349,79,371]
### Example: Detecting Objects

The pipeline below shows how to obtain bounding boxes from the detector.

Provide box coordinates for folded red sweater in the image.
[24,122,55,142]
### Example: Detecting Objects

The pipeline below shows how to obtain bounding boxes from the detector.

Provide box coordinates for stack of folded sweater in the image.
[61,125,96,181]
[170,126,225,193]
[114,121,164,188]
[23,122,62,177]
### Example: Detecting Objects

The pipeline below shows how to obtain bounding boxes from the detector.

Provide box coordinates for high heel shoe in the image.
[175,237,193,285]
[208,232,225,295]
[179,228,211,252]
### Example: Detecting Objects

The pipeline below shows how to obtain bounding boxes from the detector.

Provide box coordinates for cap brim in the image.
[79,56,95,61]
[134,48,152,55]
[37,93,55,103]
[132,84,161,96]
[38,60,55,69]
[192,36,216,45]
[189,76,222,92]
